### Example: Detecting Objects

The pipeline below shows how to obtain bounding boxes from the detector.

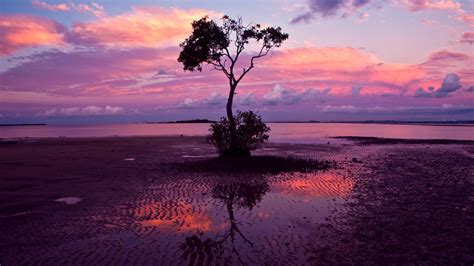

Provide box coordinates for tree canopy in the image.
[178,15,289,85]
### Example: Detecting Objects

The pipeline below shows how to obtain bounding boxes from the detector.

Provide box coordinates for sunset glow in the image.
[1,0,473,123]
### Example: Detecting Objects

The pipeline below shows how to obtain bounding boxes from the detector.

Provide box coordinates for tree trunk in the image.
[226,84,237,154]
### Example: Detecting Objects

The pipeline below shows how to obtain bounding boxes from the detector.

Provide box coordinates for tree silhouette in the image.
[178,15,288,154]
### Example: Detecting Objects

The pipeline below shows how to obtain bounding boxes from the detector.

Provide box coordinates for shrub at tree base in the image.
[208,110,270,157]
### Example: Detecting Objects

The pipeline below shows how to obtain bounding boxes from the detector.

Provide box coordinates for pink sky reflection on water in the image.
[1,123,473,141]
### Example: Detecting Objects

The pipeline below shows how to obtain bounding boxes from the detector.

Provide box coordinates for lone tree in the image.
[178,15,289,155]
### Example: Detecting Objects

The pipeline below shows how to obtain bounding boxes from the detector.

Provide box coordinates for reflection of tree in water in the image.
[212,181,269,246]
[181,180,269,265]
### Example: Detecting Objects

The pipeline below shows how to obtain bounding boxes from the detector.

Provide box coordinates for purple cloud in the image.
[37,105,133,117]
[351,86,363,96]
[437,73,462,97]
[238,93,257,106]
[460,32,474,45]
[414,86,436,98]
[415,73,463,98]
[262,84,330,105]
[0,47,178,95]
[291,0,373,23]
[178,92,227,109]
[425,50,471,62]
[203,92,227,106]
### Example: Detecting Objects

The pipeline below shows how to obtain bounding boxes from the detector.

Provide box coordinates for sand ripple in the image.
[3,170,352,264]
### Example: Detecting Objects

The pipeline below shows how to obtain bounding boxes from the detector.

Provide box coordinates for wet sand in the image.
[1,136,473,264]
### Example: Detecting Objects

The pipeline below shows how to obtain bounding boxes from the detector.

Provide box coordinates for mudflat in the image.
[1,136,473,264]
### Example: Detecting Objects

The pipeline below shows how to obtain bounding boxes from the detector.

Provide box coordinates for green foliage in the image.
[208,111,270,156]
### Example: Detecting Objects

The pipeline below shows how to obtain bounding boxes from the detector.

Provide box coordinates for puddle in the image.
[111,171,353,264]
[55,197,82,205]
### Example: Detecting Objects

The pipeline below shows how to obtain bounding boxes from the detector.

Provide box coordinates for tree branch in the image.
[224,47,234,63]
[235,43,270,85]
[211,60,231,79]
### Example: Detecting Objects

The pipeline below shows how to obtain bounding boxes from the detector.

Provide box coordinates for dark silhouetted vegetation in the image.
[208,110,270,156]
[178,15,288,156]
[175,155,333,175]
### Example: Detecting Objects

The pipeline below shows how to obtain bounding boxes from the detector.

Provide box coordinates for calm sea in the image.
[1,123,473,142]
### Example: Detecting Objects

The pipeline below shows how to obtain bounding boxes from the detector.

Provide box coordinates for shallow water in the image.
[89,171,352,264]
[1,122,473,141]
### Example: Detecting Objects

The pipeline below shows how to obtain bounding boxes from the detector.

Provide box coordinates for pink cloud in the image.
[66,7,220,47]
[0,47,179,95]
[252,47,424,95]
[0,6,220,55]
[458,13,474,25]
[1,44,472,113]
[460,32,474,44]
[262,47,378,71]
[399,0,474,28]
[418,50,472,84]
[70,2,105,17]
[425,50,471,61]
[31,0,69,11]
[400,0,463,12]
[0,14,66,55]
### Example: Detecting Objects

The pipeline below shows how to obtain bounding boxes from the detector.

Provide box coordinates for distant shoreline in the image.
[265,121,474,126]
[143,120,474,127]
[145,119,215,124]
[0,123,47,127]
[1,121,472,127]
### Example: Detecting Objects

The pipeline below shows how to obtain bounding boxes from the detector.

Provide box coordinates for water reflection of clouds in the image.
[137,173,352,233]
[138,202,225,233]
[272,173,353,198]
[130,172,352,264]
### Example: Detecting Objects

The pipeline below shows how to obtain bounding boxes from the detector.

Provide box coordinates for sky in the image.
[0,0,473,124]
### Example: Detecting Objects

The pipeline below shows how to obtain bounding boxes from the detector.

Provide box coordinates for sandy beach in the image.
[1,136,473,264]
